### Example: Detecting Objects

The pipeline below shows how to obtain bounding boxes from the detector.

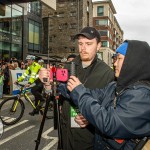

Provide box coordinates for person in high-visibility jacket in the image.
[15,55,44,115]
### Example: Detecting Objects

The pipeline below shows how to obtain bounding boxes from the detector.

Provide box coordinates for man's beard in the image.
[80,53,90,61]
[81,57,90,61]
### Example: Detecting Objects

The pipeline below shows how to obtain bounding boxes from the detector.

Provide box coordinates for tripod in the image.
[35,85,63,150]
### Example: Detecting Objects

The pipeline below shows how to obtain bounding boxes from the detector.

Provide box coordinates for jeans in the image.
[0,84,3,98]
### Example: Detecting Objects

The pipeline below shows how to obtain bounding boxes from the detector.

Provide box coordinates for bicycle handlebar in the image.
[16,82,25,87]
[15,82,32,91]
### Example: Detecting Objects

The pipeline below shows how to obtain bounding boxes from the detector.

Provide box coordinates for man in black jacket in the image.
[39,27,114,150]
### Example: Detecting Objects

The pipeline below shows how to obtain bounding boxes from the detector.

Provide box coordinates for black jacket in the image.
[60,55,114,150]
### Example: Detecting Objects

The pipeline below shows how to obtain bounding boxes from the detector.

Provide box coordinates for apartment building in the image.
[42,0,93,59]
[93,0,123,66]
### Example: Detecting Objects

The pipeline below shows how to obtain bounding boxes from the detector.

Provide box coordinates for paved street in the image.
[0,96,58,150]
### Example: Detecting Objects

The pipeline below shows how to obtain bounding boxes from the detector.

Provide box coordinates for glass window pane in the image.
[34,25,39,44]
[97,6,104,16]
[12,4,23,12]
[96,19,107,26]
[102,41,107,47]
[34,44,39,50]
[29,43,33,49]
[100,30,107,36]
[29,22,34,43]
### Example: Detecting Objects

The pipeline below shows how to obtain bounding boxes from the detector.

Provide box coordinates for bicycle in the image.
[0,118,3,138]
[0,83,53,125]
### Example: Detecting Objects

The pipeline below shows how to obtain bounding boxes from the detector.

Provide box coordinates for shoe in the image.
[29,109,39,116]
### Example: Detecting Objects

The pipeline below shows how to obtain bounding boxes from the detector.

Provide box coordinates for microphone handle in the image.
[70,62,76,76]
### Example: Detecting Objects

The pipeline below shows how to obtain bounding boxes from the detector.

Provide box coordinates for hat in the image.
[116,42,128,56]
[26,55,35,60]
[38,59,44,63]
[74,27,101,42]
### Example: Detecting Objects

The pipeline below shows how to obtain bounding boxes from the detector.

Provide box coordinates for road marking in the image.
[4,120,29,132]
[42,137,58,150]
[42,127,58,150]
[2,116,14,121]
[42,127,54,139]
[0,125,35,145]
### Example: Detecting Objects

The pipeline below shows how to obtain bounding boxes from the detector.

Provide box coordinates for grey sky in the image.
[92,0,150,44]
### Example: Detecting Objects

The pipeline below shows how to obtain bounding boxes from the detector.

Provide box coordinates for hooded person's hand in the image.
[67,76,82,92]
[74,114,89,128]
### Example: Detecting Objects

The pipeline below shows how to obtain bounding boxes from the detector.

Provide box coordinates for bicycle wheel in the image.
[39,101,53,119]
[0,118,3,138]
[0,97,25,125]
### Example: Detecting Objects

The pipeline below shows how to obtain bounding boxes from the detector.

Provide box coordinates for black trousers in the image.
[31,79,44,106]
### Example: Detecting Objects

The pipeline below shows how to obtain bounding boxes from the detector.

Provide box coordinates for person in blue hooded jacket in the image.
[65,40,150,149]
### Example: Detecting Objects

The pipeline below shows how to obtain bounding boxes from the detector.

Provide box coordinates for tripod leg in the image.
[35,94,51,150]
[56,98,63,150]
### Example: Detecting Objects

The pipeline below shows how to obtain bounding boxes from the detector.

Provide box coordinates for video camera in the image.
[43,61,76,83]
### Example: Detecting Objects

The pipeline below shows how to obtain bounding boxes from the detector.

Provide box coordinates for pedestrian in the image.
[0,69,4,99]
[39,26,114,150]
[2,63,9,94]
[66,40,150,149]
[38,59,44,67]
[14,61,21,70]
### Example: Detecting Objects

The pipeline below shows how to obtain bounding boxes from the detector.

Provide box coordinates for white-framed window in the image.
[97,6,104,16]
[96,19,108,26]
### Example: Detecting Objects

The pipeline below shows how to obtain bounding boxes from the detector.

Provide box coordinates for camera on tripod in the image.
[43,61,76,83]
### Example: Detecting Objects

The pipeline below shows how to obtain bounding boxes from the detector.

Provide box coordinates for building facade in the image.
[93,0,123,66]
[0,1,24,61]
[0,0,56,61]
[42,0,93,59]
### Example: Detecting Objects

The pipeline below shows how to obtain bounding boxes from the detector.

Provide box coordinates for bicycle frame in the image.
[23,92,36,109]
[13,84,37,111]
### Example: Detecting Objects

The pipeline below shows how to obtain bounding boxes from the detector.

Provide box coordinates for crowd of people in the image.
[0,57,27,98]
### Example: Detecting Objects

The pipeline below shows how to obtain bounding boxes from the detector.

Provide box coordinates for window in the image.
[27,2,41,16]
[58,12,65,18]
[97,6,104,16]
[96,19,107,26]
[102,41,107,47]
[28,19,41,52]
[70,23,77,29]
[70,11,76,17]
[100,30,107,36]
